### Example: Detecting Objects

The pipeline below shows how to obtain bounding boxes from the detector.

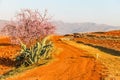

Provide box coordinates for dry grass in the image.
[61,39,120,80]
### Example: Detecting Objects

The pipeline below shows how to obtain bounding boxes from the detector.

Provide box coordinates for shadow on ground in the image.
[0,57,16,67]
[76,41,120,56]
[0,43,15,46]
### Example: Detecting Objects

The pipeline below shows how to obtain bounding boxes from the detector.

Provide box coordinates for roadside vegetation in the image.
[0,9,56,79]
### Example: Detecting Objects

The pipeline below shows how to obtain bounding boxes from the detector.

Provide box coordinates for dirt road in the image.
[6,36,104,80]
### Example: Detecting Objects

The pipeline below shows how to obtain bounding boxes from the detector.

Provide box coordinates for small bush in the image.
[15,36,54,67]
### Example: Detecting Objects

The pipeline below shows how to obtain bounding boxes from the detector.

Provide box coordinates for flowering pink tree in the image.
[2,9,55,45]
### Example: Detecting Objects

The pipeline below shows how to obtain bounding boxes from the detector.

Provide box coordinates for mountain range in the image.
[0,20,120,35]
[53,21,120,34]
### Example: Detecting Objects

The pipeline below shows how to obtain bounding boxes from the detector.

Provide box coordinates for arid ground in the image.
[0,30,120,80]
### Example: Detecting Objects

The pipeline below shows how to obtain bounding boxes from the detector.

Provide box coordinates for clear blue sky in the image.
[0,0,120,26]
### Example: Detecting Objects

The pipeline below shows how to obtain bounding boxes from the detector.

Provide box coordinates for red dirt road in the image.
[6,36,104,80]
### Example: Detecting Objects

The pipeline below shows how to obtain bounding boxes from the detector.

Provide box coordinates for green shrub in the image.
[15,37,53,67]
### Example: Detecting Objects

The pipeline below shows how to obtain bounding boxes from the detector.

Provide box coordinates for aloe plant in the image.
[15,37,53,67]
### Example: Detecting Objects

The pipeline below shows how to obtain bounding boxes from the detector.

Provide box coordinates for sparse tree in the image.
[2,9,55,45]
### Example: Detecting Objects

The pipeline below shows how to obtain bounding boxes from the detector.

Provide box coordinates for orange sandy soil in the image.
[74,37,120,51]
[73,30,120,51]
[0,36,106,80]
[0,36,20,75]
[104,30,120,36]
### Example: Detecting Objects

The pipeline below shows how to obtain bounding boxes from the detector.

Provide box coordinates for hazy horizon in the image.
[0,0,120,26]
